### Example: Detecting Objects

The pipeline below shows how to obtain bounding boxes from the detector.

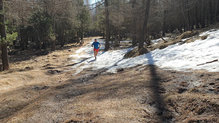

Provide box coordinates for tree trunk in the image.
[80,22,84,41]
[214,0,218,23]
[131,0,137,46]
[201,0,206,28]
[104,0,110,51]
[217,0,219,21]
[1,44,9,70]
[52,15,56,51]
[195,2,199,29]
[51,40,56,51]
[181,0,190,31]
[162,10,167,36]
[20,27,28,50]
[0,0,9,70]
[138,0,151,50]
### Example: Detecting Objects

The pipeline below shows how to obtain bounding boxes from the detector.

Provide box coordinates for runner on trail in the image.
[92,39,101,60]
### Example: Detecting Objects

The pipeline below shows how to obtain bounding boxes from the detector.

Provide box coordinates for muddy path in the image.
[0,37,219,123]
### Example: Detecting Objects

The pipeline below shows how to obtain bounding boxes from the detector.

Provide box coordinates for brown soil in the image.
[0,37,219,123]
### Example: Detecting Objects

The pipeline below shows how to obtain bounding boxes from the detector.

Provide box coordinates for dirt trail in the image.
[0,37,219,123]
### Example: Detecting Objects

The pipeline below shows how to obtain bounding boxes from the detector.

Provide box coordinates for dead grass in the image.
[0,37,95,94]
[1,63,219,122]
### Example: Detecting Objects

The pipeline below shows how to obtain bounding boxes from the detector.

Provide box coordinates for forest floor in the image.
[0,37,219,123]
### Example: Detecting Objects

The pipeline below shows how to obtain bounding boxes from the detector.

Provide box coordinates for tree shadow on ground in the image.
[0,84,50,121]
[146,52,173,122]
[54,52,174,122]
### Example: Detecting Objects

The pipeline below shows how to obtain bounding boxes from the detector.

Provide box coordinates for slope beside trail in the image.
[71,29,219,74]
[0,35,218,123]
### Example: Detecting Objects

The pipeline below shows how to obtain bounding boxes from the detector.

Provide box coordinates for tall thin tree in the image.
[131,0,137,46]
[104,0,110,51]
[0,0,9,70]
[138,0,151,50]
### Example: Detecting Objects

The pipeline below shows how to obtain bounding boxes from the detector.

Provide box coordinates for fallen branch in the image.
[197,59,218,66]
[161,37,168,42]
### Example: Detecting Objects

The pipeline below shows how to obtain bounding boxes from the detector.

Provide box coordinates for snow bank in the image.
[70,30,219,74]
[150,37,169,44]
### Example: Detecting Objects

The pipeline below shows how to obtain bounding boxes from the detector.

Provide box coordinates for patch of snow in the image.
[72,47,132,74]
[70,29,219,74]
[120,40,132,43]
[151,37,169,44]
[69,39,105,64]
[182,38,190,42]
